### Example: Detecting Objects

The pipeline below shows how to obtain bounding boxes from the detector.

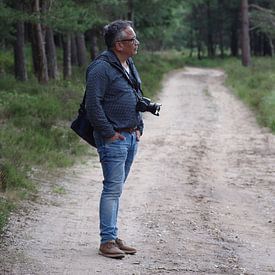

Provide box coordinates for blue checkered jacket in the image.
[85,50,144,138]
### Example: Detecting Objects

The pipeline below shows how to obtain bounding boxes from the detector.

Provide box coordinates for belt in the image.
[115,127,137,133]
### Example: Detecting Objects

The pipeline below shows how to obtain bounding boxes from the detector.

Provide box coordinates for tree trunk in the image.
[31,25,39,78]
[55,33,63,48]
[241,0,251,66]
[89,29,99,60]
[32,0,49,83]
[75,33,87,67]
[218,0,224,58]
[269,37,274,57]
[188,30,194,58]
[14,20,27,81]
[128,0,134,25]
[259,33,264,56]
[45,27,58,79]
[206,1,215,57]
[263,34,272,56]
[218,33,224,58]
[230,18,239,56]
[63,33,72,80]
[197,41,202,60]
[71,35,78,66]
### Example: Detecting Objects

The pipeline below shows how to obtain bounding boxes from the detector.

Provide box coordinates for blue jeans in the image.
[93,130,138,244]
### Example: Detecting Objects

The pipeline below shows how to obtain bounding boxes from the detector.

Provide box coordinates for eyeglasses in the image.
[116,37,139,44]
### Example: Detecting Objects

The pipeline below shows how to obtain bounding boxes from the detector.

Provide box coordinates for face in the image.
[116,26,139,57]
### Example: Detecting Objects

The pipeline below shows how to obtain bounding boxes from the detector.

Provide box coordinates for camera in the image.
[136,96,161,116]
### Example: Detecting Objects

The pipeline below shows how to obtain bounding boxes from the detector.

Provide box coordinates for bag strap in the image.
[78,89,86,113]
[101,59,144,101]
[95,53,142,93]
[82,56,143,111]
[81,90,86,106]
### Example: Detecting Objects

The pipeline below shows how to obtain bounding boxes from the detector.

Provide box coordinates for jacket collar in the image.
[96,50,142,89]
[95,50,123,70]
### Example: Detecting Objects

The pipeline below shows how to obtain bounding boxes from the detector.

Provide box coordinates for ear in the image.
[114,41,124,52]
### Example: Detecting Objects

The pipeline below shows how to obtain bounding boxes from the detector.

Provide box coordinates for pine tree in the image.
[241,0,252,66]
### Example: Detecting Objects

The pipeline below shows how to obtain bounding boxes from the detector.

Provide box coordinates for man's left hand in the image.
[136,129,141,141]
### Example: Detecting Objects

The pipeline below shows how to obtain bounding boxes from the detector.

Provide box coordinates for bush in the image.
[0,73,88,213]
[224,58,275,132]
[0,50,13,75]
[259,90,275,131]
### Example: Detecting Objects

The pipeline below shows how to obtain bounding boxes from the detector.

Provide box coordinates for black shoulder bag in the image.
[70,90,96,148]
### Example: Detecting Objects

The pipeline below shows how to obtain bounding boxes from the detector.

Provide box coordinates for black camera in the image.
[136,97,161,116]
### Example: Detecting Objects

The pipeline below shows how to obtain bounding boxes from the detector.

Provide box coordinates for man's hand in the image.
[107,132,125,142]
[136,129,141,141]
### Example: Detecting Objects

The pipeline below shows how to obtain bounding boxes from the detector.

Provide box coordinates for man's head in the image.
[103,20,139,57]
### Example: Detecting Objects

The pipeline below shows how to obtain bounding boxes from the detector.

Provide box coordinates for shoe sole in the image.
[122,250,137,255]
[99,251,125,259]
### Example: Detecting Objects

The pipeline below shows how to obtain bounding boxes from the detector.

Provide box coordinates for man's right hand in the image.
[107,132,125,142]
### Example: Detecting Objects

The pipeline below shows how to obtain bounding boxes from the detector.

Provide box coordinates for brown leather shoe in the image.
[115,238,137,255]
[99,240,125,259]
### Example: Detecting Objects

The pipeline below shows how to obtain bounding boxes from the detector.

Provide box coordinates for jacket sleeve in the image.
[85,61,116,138]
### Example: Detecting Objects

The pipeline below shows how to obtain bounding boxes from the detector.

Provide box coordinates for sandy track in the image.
[1,67,275,275]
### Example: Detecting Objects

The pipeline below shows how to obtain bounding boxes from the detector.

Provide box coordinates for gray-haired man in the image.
[85,20,143,259]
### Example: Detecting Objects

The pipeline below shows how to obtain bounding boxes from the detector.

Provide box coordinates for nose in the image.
[134,38,140,45]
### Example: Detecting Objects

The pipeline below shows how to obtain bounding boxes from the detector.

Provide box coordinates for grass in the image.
[0,67,90,231]
[52,186,66,195]
[224,58,275,132]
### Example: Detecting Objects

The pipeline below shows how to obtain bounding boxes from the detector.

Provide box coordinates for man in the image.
[85,20,143,259]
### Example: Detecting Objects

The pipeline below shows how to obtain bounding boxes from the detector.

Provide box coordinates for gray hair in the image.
[103,20,133,49]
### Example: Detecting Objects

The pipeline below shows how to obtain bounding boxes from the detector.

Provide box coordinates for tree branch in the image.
[249,4,275,15]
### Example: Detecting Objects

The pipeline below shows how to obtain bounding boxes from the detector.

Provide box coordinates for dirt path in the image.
[1,67,275,275]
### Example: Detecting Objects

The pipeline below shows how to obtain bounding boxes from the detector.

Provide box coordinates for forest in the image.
[0,0,275,231]
[1,0,275,82]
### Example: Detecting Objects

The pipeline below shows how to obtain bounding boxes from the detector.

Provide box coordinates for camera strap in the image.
[98,55,144,101]
[123,68,144,100]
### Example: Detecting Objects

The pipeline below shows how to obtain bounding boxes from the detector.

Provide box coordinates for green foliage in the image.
[0,50,14,74]
[0,66,89,193]
[0,0,31,43]
[225,58,275,132]
[0,161,34,191]
[42,0,94,33]
[134,0,185,50]
[0,1,17,41]
[0,70,91,231]
[260,90,275,131]
[39,0,128,33]
[183,55,227,67]
[250,3,275,39]
[52,186,66,195]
